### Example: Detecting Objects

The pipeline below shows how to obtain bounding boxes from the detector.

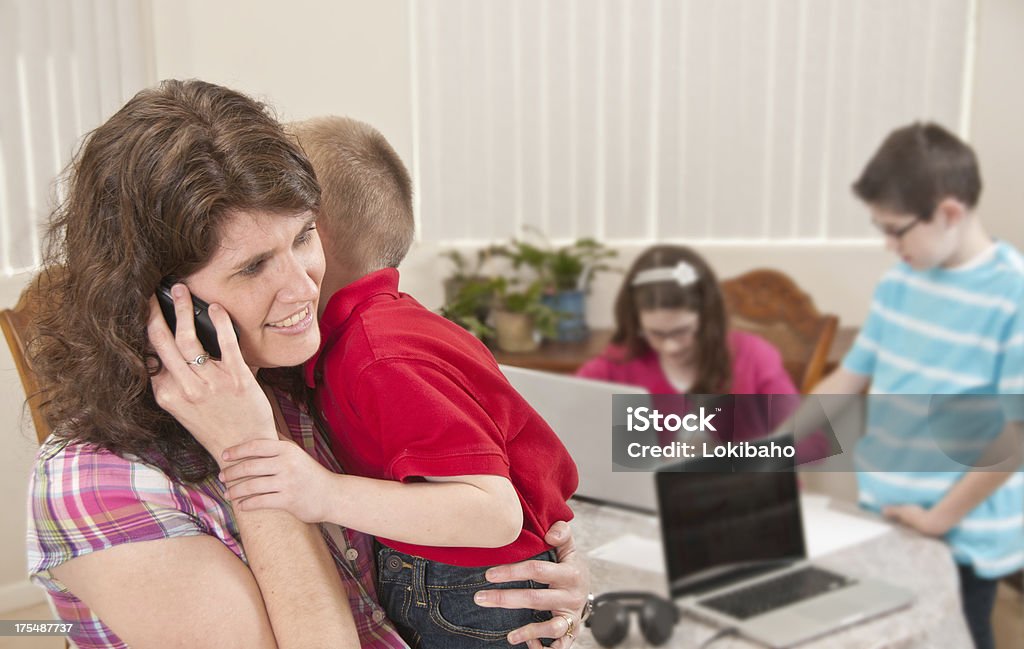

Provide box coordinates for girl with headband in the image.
[576,245,836,459]
[577,245,796,396]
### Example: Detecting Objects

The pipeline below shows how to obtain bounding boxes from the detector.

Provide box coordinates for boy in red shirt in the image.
[220,116,579,648]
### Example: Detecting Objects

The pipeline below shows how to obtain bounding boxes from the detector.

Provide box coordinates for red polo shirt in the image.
[305,269,578,567]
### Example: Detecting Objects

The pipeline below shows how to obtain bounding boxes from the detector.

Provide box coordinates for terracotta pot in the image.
[493,310,540,353]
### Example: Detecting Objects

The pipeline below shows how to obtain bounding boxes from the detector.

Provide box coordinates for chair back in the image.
[2,270,71,648]
[720,269,838,393]
[1,269,62,444]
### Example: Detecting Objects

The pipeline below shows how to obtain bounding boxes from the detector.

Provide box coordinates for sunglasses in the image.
[586,591,679,647]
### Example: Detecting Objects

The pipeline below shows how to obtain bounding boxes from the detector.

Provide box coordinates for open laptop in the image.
[656,446,914,648]
[498,365,657,512]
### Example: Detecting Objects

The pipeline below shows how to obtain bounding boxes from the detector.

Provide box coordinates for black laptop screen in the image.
[657,467,806,598]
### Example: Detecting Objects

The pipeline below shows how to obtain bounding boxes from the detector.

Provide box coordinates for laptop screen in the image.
[656,457,806,599]
[498,365,657,511]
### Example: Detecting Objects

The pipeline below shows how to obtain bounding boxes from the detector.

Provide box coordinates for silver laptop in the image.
[656,453,914,647]
[498,364,657,512]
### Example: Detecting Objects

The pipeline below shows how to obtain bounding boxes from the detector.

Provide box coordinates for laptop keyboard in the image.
[698,566,854,620]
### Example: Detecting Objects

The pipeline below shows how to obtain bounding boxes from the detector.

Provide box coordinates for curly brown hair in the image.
[611,245,732,393]
[30,79,320,483]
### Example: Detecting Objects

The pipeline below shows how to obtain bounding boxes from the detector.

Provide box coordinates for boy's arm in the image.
[327,472,525,547]
[221,440,524,547]
[885,471,1017,537]
[812,366,870,394]
[886,418,1023,537]
[767,367,869,448]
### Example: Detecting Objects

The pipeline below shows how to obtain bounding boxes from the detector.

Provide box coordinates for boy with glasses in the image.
[811,122,1024,649]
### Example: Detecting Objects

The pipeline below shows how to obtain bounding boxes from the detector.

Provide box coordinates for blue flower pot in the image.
[542,289,588,342]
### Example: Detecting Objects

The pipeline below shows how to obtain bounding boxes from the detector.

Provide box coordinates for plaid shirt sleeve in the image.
[28,398,408,649]
[27,437,233,648]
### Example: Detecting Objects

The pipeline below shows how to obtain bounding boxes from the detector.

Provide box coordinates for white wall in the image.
[147,0,1023,327]
[971,0,1024,249]
[151,0,414,184]
[1,0,1021,611]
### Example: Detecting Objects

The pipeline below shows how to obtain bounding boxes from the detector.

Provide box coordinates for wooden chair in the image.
[2,270,67,647]
[1,269,58,444]
[720,268,838,394]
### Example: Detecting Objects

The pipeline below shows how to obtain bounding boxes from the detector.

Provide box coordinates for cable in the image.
[698,627,739,648]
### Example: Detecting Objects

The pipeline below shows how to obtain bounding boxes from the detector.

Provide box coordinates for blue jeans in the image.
[376,545,555,648]
[957,564,998,649]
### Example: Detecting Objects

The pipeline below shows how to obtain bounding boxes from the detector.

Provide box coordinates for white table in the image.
[570,497,972,648]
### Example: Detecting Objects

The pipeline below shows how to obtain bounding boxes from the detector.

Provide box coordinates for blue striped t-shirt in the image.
[843,241,1024,578]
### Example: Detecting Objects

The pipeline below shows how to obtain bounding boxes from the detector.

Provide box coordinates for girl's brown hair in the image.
[611,245,731,393]
[30,79,320,483]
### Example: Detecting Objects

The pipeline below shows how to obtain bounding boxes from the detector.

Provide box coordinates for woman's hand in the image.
[476,521,590,648]
[220,439,336,523]
[148,285,276,463]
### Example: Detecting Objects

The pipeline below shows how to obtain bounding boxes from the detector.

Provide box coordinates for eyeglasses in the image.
[641,326,697,345]
[874,218,920,240]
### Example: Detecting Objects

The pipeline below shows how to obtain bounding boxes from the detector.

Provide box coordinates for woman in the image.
[26,79,586,649]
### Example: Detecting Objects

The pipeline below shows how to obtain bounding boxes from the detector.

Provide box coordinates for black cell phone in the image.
[156,279,239,360]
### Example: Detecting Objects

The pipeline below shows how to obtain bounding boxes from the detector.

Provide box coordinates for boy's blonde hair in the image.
[289,116,414,273]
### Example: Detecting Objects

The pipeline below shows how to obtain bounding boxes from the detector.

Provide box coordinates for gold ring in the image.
[558,614,576,639]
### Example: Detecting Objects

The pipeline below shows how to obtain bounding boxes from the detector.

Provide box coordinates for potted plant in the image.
[440,248,495,304]
[489,277,560,353]
[439,276,497,340]
[490,229,617,342]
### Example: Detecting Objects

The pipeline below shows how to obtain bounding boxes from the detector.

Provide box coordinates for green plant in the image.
[489,227,618,292]
[490,277,561,339]
[440,276,497,339]
[440,248,494,282]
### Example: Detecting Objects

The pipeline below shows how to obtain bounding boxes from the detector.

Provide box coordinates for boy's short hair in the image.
[852,122,982,220]
[288,116,415,272]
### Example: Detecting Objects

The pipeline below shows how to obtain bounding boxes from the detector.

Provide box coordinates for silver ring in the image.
[185,353,211,366]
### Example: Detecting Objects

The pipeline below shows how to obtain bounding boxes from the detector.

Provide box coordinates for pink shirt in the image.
[576,331,830,462]
[576,330,796,395]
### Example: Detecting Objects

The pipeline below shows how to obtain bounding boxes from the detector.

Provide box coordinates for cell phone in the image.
[156,279,239,360]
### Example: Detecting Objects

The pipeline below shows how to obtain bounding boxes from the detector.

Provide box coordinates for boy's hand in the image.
[883,504,953,537]
[477,521,590,648]
[220,439,336,523]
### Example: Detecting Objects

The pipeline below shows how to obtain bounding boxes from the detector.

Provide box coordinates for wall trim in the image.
[0,580,46,614]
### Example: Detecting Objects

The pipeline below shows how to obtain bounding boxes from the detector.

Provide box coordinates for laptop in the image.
[656,447,914,648]
[498,364,658,512]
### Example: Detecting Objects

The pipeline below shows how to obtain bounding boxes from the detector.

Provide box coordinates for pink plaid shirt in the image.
[27,389,408,649]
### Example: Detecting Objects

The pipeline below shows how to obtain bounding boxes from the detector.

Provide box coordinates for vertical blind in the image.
[411,0,976,245]
[0,0,152,276]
